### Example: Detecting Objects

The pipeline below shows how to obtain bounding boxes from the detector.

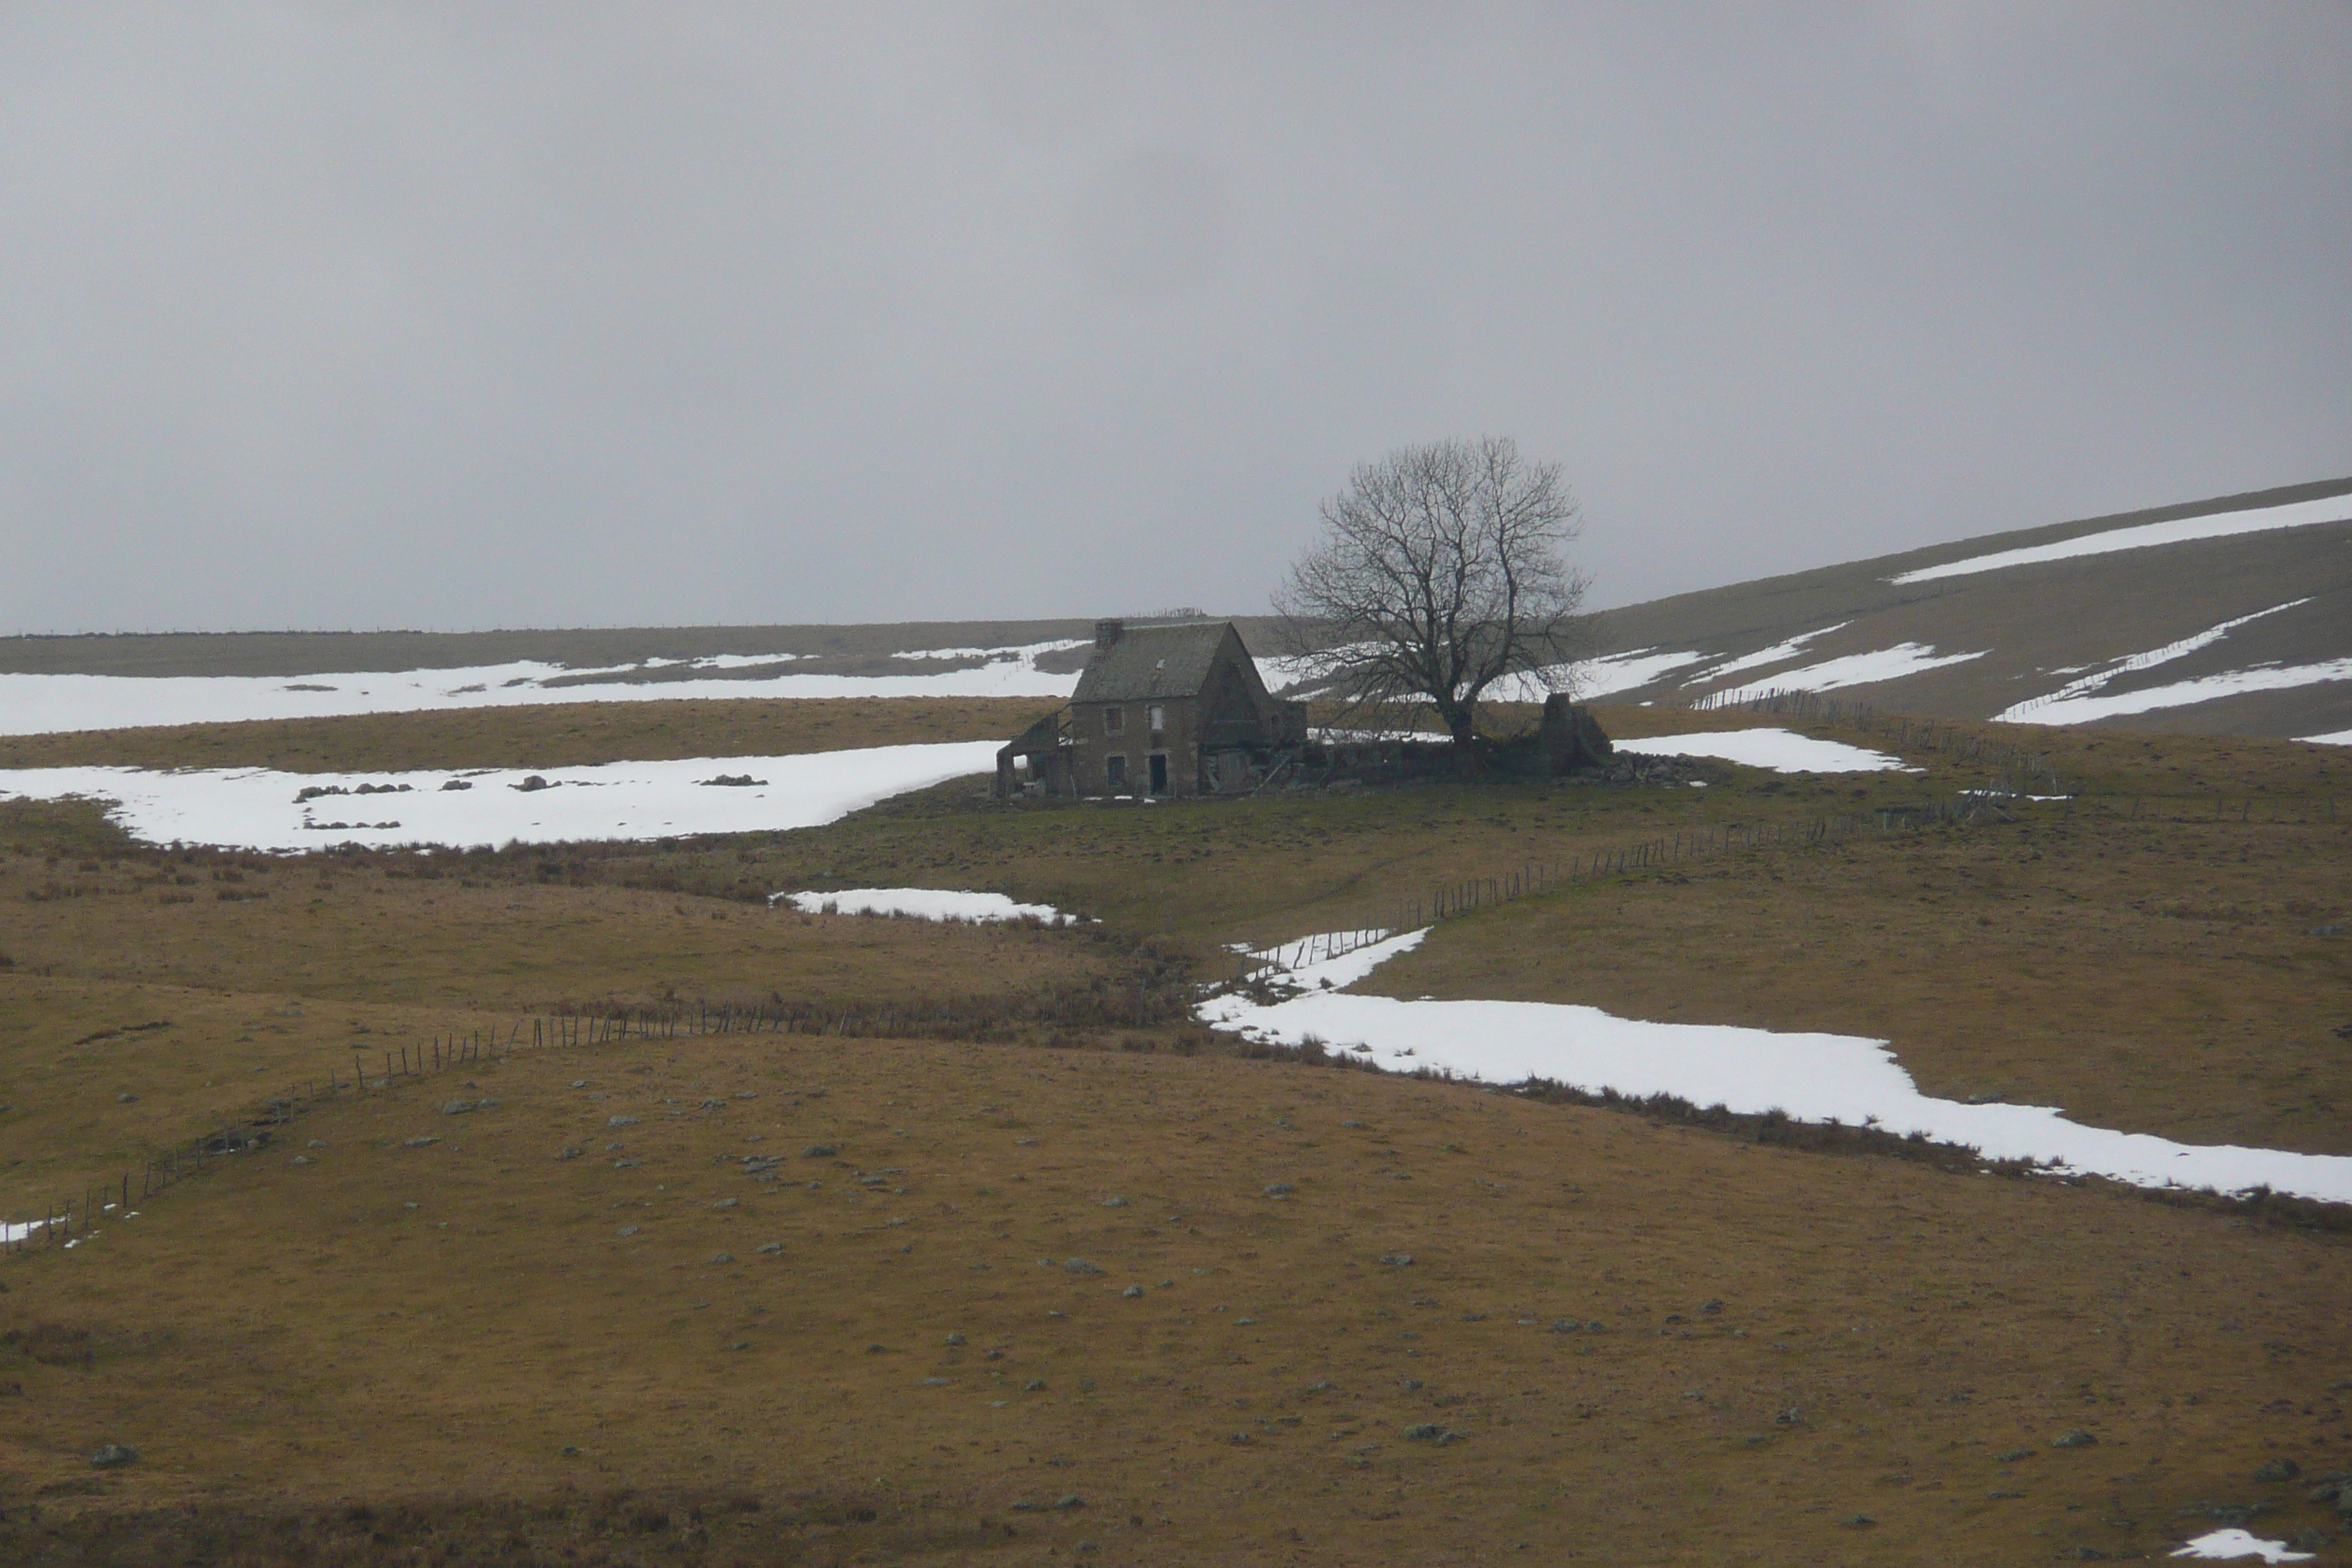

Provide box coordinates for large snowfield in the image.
[0,742,1003,851]
[1202,930,2352,1207]
[0,646,1087,736]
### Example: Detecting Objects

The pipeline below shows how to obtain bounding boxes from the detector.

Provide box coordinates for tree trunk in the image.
[1447,708,1479,776]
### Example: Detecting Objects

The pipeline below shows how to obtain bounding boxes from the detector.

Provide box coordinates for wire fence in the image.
[1,993,1166,1261]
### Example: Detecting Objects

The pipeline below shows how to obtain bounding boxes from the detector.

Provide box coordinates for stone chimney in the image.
[1094,618,1125,650]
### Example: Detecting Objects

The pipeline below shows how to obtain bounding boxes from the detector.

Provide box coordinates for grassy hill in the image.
[2,696,2347,1563]
[1587,476,2352,739]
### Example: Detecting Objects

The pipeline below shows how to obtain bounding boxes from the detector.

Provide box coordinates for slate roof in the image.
[1071,622,1241,704]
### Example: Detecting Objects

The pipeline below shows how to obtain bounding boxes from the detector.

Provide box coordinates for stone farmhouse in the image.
[995,619,1308,799]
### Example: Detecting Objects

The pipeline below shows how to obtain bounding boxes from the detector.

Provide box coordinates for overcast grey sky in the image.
[4,3,2348,636]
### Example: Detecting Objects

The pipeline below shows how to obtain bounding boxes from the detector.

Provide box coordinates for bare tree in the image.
[1273,436,1588,753]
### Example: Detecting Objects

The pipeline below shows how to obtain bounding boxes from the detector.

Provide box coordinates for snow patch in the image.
[1553,648,1709,701]
[889,638,1088,663]
[2301,728,2352,747]
[2168,1529,2315,1562]
[1892,492,2352,585]
[1203,932,2352,1205]
[0,742,1003,851]
[1250,928,1422,991]
[1613,728,1912,774]
[772,887,1079,925]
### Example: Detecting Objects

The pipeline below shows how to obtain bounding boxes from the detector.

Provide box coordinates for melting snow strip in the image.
[1612,728,1912,774]
[1997,657,2352,728]
[1202,932,2352,1207]
[1891,491,2352,585]
[1681,624,1851,686]
[1703,642,1985,703]
[1996,599,2313,723]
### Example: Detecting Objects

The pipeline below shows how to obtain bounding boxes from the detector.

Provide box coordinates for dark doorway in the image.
[1149,753,1169,794]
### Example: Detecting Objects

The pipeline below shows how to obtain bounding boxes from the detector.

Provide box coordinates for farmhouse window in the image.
[1104,706,1126,734]
[1147,704,1166,734]
[1106,754,1128,789]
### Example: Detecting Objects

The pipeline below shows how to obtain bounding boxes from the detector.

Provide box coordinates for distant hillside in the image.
[7,479,2348,745]
[1583,476,2352,740]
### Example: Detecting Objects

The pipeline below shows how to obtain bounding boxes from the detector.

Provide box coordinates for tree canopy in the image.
[1273,436,1588,747]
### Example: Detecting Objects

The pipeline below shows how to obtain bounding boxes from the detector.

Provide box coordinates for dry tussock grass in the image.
[0,697,2347,1561]
[6,1030,2350,1566]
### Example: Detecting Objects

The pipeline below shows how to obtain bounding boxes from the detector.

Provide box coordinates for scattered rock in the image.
[1843,1515,1876,1529]
[307,1139,327,1149]
[1123,1286,1144,1299]
[700,774,769,788]
[2254,1458,2302,1483]
[617,1225,639,1237]
[402,1136,440,1148]
[1264,1183,1297,1197]
[1774,1408,1803,1427]
[513,775,552,792]
[89,1443,137,1469]
[946,1333,967,1346]
[756,1243,784,1255]
[1379,1254,1414,1267]
[2052,1430,2097,1449]
[1100,1196,1128,1207]
[607,1115,638,1128]
[1552,1319,1581,1333]
[1403,1424,1453,1443]
[1054,1495,1084,1509]
[727,1341,750,1352]
[916,1377,951,1387]
[1700,1299,1724,1314]
[1024,1379,1046,1390]
[1341,1119,1368,1128]
[2306,1482,2341,1505]
[708,1252,734,1264]
[557,1147,581,1161]
[1063,1259,1104,1275]
[802,1144,838,1158]
[115,1092,137,1104]
[1997,1450,2032,1463]
[290,1155,312,1166]
[2291,1530,2333,1553]
[570,1080,587,1089]
[440,779,472,791]
[612,1158,641,1169]
[711,1198,739,1210]
[442,1100,477,1115]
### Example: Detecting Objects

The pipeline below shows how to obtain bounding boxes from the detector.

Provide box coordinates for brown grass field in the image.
[1,695,2348,1564]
